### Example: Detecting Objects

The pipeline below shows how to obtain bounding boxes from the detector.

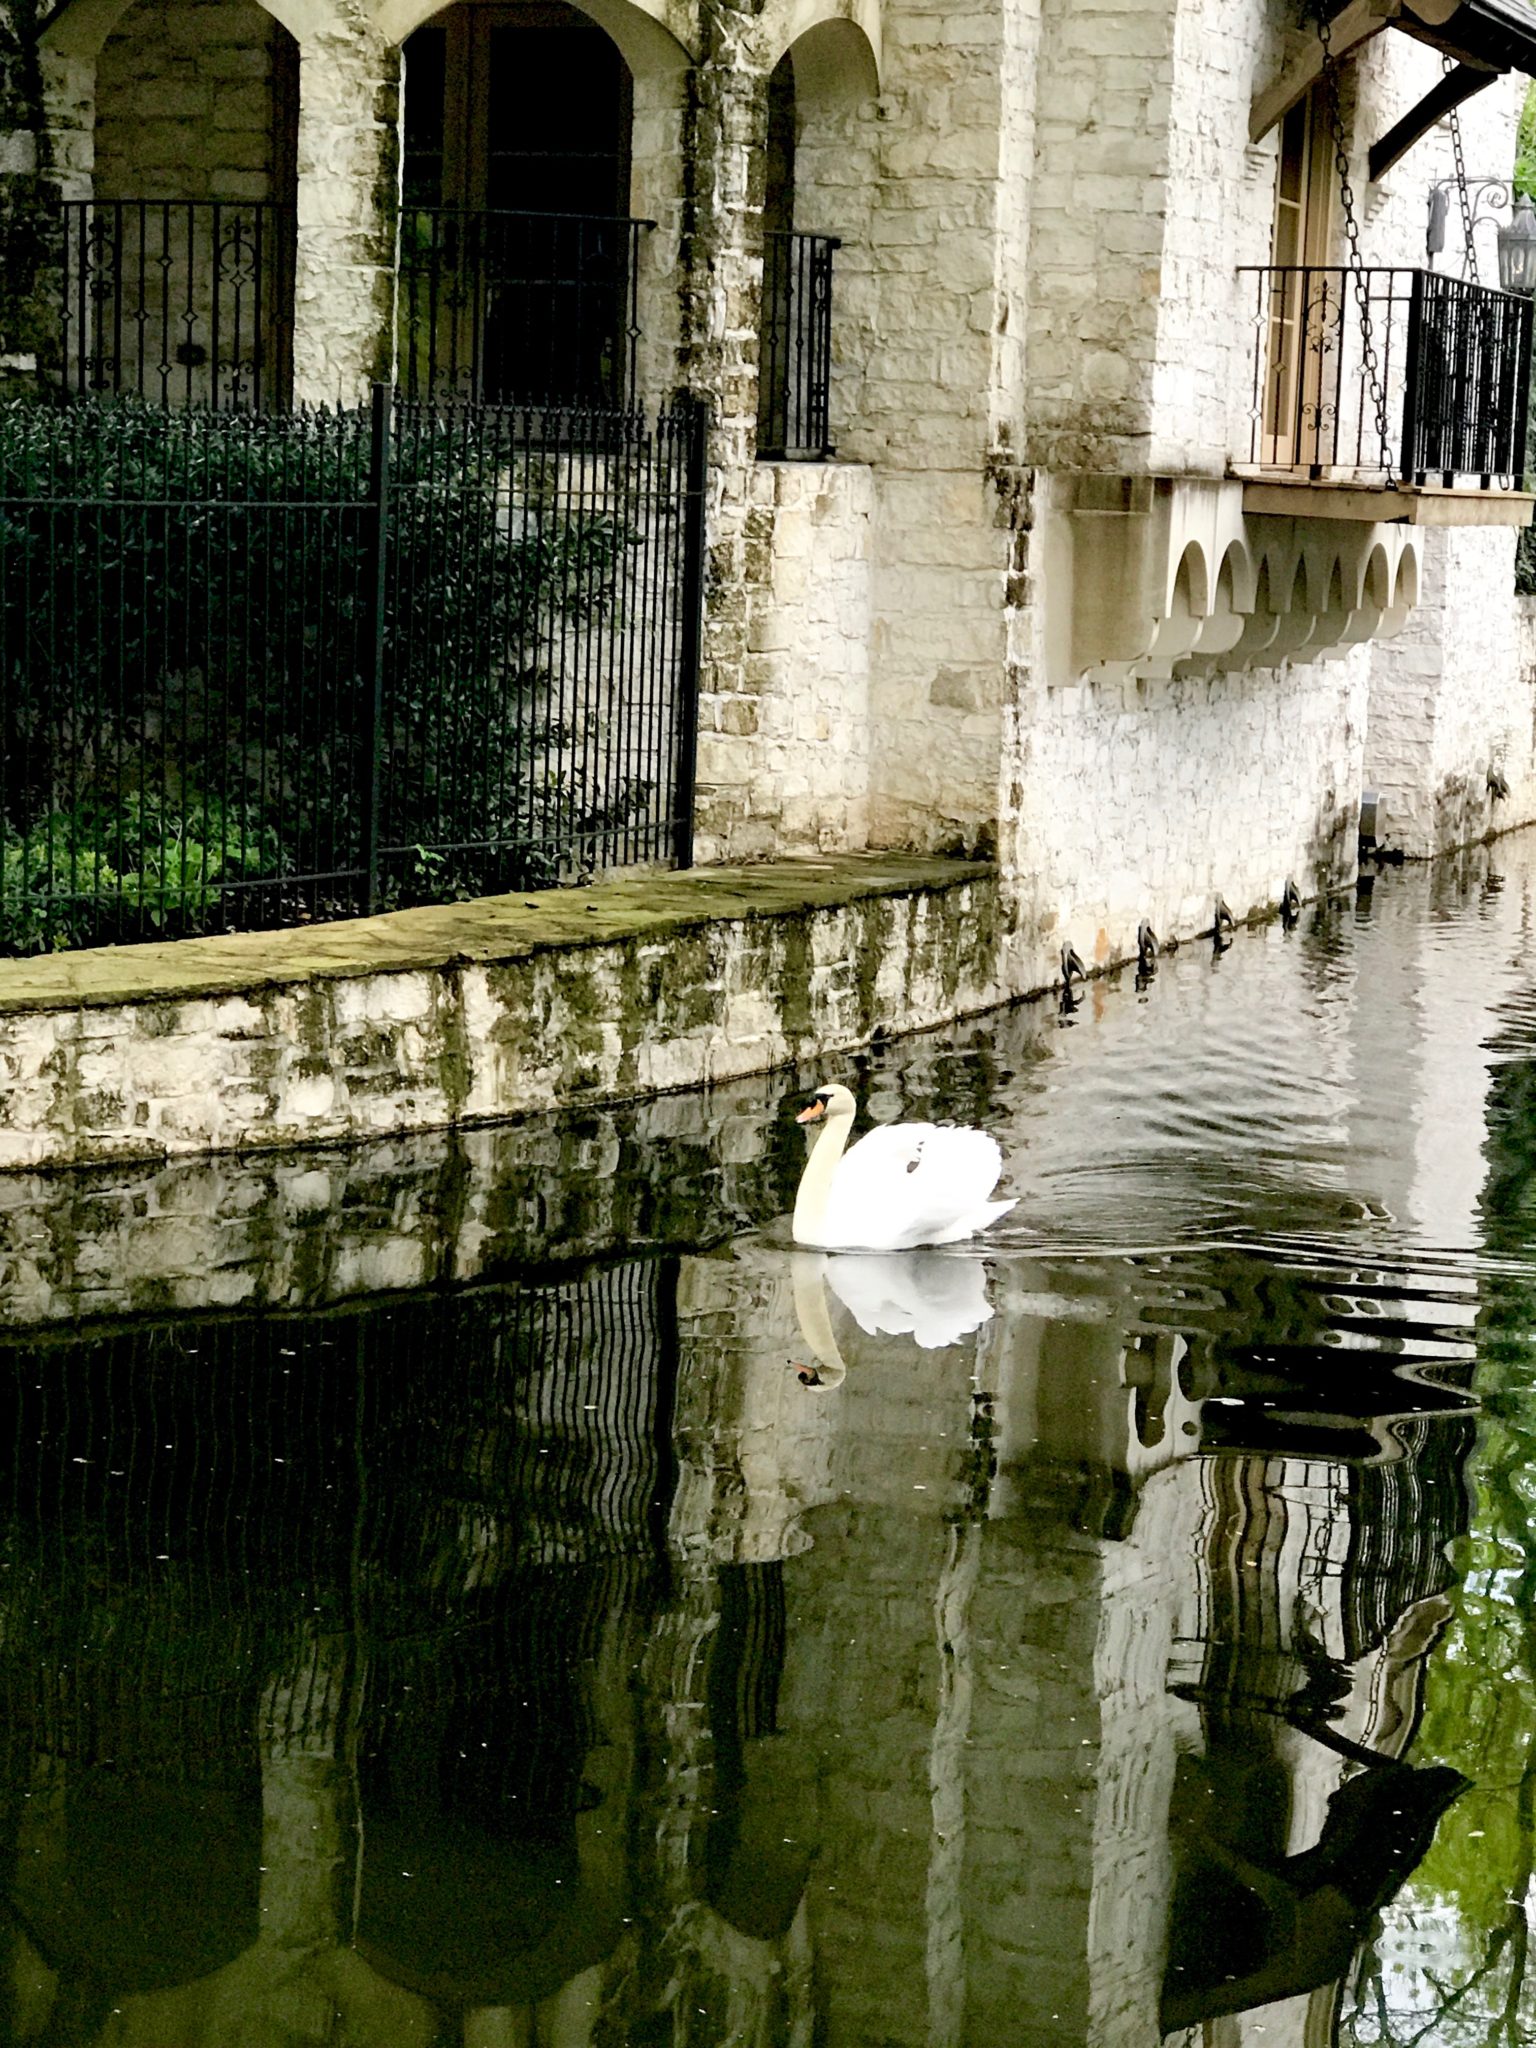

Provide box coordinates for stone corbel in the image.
[1066,475,1421,682]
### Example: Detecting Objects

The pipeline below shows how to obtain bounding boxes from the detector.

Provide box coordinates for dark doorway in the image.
[401,5,637,402]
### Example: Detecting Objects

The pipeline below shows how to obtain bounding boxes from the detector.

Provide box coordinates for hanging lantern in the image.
[1497,195,1536,294]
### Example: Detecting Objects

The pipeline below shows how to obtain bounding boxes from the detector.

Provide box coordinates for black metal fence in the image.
[0,390,705,953]
[397,209,651,406]
[59,199,295,412]
[1239,264,1533,486]
[757,231,838,461]
[1403,269,1533,486]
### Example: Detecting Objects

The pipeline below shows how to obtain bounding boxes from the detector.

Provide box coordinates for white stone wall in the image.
[1011,642,1369,979]
[289,11,399,402]
[1364,527,1536,856]
[800,0,1025,854]
[697,458,873,861]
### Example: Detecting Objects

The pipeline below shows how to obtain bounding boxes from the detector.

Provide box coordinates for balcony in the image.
[757,231,839,461]
[58,199,295,411]
[1235,264,1535,525]
[395,208,651,407]
[50,201,848,448]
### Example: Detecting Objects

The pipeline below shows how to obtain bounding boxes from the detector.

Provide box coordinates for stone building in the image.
[0,0,1534,990]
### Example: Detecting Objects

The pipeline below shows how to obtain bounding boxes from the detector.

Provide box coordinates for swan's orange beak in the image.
[796,1101,826,1125]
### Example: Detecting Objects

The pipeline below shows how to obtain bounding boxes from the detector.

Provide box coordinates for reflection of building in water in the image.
[0,1234,1480,2046]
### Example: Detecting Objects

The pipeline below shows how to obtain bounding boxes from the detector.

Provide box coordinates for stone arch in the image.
[1288,554,1311,614]
[763,7,881,97]
[41,0,337,58]
[754,9,877,458]
[1394,547,1420,610]
[44,0,304,402]
[391,0,688,404]
[374,0,693,70]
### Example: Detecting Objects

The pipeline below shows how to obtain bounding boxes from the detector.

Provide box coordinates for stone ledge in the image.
[0,854,992,1013]
[0,856,1008,1171]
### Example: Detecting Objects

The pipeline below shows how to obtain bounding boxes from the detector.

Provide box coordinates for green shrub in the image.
[0,397,657,950]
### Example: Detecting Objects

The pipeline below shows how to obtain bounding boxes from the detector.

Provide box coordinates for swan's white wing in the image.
[821,1123,1008,1250]
[824,1250,994,1348]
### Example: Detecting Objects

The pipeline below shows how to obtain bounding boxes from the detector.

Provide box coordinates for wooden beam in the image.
[1367,61,1498,180]
[1249,0,1398,143]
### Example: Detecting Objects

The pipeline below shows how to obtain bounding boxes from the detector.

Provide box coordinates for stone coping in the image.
[0,853,995,1014]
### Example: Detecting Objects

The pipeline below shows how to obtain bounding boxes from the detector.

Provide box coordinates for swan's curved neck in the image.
[793,1107,855,1243]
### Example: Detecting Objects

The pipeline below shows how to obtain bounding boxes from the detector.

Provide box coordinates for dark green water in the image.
[3,847,1536,2046]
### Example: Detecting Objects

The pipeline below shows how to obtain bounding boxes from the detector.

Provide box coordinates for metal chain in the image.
[1316,7,1394,467]
[1444,59,1479,284]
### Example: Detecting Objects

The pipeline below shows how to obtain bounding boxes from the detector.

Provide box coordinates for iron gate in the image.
[0,390,706,953]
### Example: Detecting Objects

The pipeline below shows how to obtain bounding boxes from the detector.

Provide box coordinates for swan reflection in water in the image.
[788,1247,994,1388]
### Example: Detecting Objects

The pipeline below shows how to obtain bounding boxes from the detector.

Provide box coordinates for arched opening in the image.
[1173,543,1209,621]
[398,2,647,402]
[1363,544,1391,613]
[65,0,299,405]
[755,17,877,461]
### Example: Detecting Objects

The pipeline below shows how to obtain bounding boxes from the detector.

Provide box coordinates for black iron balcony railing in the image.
[757,230,838,461]
[1239,265,1533,488]
[396,208,650,406]
[58,199,295,411]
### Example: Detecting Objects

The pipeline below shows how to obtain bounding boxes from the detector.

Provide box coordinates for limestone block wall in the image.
[698,0,1030,860]
[1365,528,1536,857]
[288,8,398,402]
[698,459,873,860]
[94,0,284,204]
[1025,0,1175,473]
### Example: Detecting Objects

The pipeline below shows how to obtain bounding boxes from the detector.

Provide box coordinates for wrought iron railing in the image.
[58,199,295,411]
[757,230,838,460]
[396,208,651,405]
[1238,265,1533,487]
[0,390,706,953]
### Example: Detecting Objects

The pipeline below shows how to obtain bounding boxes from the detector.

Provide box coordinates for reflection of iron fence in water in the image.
[0,1259,678,1778]
[1185,1422,1472,1711]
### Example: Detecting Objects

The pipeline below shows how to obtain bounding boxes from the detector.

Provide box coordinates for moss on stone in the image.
[0,855,994,1016]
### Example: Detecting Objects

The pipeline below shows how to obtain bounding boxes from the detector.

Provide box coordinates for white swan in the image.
[791,1083,1015,1251]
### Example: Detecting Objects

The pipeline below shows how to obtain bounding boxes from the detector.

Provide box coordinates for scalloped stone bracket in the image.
[1065,475,1422,684]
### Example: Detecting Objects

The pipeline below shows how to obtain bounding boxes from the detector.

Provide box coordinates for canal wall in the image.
[1363,528,1536,860]
[0,853,1008,1172]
